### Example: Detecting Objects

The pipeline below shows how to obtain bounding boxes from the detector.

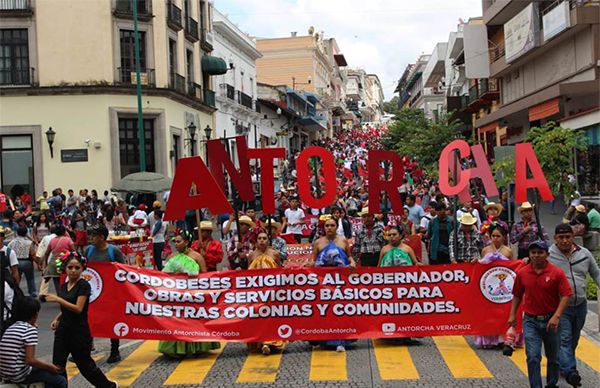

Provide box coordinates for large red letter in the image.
[164,157,232,221]
[208,136,254,201]
[296,147,336,209]
[439,140,471,197]
[248,147,286,215]
[514,143,553,202]
[368,150,404,213]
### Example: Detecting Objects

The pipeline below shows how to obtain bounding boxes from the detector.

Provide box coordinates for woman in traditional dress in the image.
[247,231,286,355]
[475,224,513,349]
[311,217,356,352]
[378,225,419,267]
[158,230,219,357]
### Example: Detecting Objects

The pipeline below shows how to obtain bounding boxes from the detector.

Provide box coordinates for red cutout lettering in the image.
[368,150,404,213]
[296,147,336,209]
[514,143,553,202]
[248,147,286,215]
[207,136,254,201]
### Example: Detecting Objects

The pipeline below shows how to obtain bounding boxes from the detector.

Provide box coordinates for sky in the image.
[214,0,482,101]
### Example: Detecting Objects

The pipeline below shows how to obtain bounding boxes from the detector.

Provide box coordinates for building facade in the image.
[0,0,226,198]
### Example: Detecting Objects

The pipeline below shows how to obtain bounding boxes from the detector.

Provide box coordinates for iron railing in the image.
[0,67,34,86]
[0,0,31,11]
[114,0,151,15]
[166,1,183,30]
[116,67,155,87]
[169,72,186,93]
[187,81,202,98]
[489,41,505,63]
[185,17,199,41]
[478,78,499,95]
[239,91,253,109]
[226,84,235,100]
[204,89,216,108]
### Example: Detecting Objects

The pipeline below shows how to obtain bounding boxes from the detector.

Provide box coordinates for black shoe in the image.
[107,352,122,364]
[566,371,582,387]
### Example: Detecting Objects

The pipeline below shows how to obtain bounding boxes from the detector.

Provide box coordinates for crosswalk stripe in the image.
[433,336,493,378]
[236,349,283,383]
[163,343,225,385]
[66,355,103,381]
[577,336,600,372]
[509,348,547,377]
[105,340,161,386]
[372,339,419,380]
[309,348,347,381]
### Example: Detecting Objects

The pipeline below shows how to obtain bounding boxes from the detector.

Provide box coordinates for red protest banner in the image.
[284,243,313,268]
[86,261,523,342]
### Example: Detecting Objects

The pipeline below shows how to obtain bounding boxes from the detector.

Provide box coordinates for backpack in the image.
[85,245,116,262]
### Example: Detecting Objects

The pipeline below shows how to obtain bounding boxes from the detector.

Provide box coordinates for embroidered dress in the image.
[380,247,413,267]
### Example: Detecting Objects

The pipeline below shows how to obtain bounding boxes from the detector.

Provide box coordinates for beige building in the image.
[0,0,227,198]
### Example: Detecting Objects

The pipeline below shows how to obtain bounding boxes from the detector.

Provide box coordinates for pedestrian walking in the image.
[8,227,36,297]
[427,202,454,265]
[353,207,385,267]
[191,221,224,271]
[449,213,483,263]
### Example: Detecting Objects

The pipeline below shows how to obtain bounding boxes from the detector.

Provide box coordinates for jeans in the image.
[523,314,560,388]
[18,258,37,296]
[559,300,587,376]
[153,242,164,271]
[21,367,67,388]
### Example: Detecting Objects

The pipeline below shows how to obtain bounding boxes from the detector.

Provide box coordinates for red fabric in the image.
[0,193,7,212]
[74,230,88,246]
[512,262,572,315]
[404,234,422,261]
[280,233,299,244]
[191,239,224,271]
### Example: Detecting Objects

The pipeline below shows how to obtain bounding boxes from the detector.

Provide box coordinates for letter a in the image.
[514,143,553,202]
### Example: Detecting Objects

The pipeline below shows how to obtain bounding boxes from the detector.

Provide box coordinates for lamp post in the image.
[186,122,197,156]
[203,125,211,164]
[45,127,56,158]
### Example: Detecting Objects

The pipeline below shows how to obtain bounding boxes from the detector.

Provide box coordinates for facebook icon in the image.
[113,322,130,337]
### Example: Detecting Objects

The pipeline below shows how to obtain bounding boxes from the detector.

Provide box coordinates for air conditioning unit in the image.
[130,72,148,86]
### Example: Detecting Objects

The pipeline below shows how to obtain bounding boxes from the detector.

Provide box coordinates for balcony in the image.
[113,0,152,21]
[116,67,156,87]
[169,72,186,93]
[0,66,35,87]
[187,81,202,99]
[226,84,235,100]
[166,1,182,31]
[200,29,214,53]
[204,89,216,108]
[483,0,529,26]
[238,91,253,109]
[185,17,199,42]
[467,79,499,110]
[0,0,33,16]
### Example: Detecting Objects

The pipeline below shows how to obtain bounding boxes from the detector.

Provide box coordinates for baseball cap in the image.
[528,240,549,252]
[554,223,573,235]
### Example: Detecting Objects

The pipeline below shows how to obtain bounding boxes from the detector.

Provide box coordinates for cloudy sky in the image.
[215,0,482,101]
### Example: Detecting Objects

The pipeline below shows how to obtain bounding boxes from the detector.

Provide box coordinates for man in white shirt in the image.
[0,226,19,284]
[456,200,482,231]
[282,197,305,243]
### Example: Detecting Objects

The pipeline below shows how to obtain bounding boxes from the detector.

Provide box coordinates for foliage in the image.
[382,96,401,116]
[381,108,462,171]
[526,121,586,199]
[586,253,600,300]
[492,156,515,188]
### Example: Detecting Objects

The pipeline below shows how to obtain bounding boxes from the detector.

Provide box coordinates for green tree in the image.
[381,108,462,173]
[526,121,586,200]
[382,96,401,116]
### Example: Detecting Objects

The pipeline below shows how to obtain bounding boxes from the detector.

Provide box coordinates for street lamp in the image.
[203,125,212,141]
[45,127,56,158]
[186,122,197,156]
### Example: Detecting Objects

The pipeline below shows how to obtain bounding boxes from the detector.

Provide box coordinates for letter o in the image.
[296,146,337,208]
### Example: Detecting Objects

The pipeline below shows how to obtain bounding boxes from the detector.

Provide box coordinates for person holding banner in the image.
[158,230,219,357]
[378,225,418,267]
[449,214,483,263]
[265,219,288,264]
[353,207,384,267]
[191,221,224,272]
[45,252,117,388]
[247,231,287,355]
[226,216,255,270]
[311,217,356,352]
[510,202,549,259]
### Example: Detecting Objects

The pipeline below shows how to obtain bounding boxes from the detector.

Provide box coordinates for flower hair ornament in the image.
[172,228,193,242]
[55,251,88,274]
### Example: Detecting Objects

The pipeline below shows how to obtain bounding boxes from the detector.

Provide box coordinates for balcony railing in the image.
[238,91,253,109]
[0,66,35,86]
[187,81,202,99]
[226,84,235,100]
[204,89,216,108]
[114,0,151,16]
[116,67,155,87]
[185,17,199,42]
[478,78,499,95]
[489,41,505,63]
[0,0,32,15]
[169,72,186,93]
[166,1,183,31]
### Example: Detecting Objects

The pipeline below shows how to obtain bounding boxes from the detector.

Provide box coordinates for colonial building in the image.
[0,0,226,198]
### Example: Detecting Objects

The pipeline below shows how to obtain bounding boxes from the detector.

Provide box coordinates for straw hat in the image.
[265,218,282,230]
[518,201,535,213]
[238,215,256,228]
[575,204,586,213]
[0,226,10,236]
[199,221,215,231]
[459,213,478,226]
[152,200,161,209]
[484,202,504,214]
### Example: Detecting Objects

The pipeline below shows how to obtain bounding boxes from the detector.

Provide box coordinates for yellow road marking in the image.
[509,347,547,377]
[433,336,493,378]
[577,336,600,372]
[163,343,225,385]
[236,347,282,383]
[372,339,419,380]
[66,355,103,380]
[309,348,347,381]
[105,341,160,387]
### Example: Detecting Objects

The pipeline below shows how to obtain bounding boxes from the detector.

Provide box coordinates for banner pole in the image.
[223,134,242,242]
[452,150,459,261]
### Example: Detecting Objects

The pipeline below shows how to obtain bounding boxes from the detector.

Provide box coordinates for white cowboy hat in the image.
[265,218,282,230]
[484,202,504,214]
[199,221,215,231]
[459,213,478,226]
[518,201,535,213]
[238,215,256,228]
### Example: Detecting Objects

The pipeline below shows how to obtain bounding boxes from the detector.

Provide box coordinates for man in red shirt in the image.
[508,240,572,388]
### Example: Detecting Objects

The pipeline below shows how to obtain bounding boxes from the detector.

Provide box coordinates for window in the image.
[172,134,180,172]
[119,30,146,82]
[186,49,194,82]
[118,118,155,177]
[0,135,34,197]
[0,29,30,85]
[168,38,177,78]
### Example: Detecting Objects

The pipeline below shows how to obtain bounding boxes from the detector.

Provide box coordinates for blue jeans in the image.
[21,367,67,388]
[18,258,37,296]
[523,314,560,388]
[559,300,587,375]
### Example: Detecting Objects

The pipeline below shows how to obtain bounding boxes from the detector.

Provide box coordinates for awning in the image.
[528,98,560,122]
[479,121,498,133]
[334,54,348,67]
[201,55,228,75]
[297,116,327,131]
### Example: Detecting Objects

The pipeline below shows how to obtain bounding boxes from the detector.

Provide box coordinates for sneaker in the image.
[107,352,122,364]
[261,345,271,355]
[566,372,582,387]
[336,345,345,352]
